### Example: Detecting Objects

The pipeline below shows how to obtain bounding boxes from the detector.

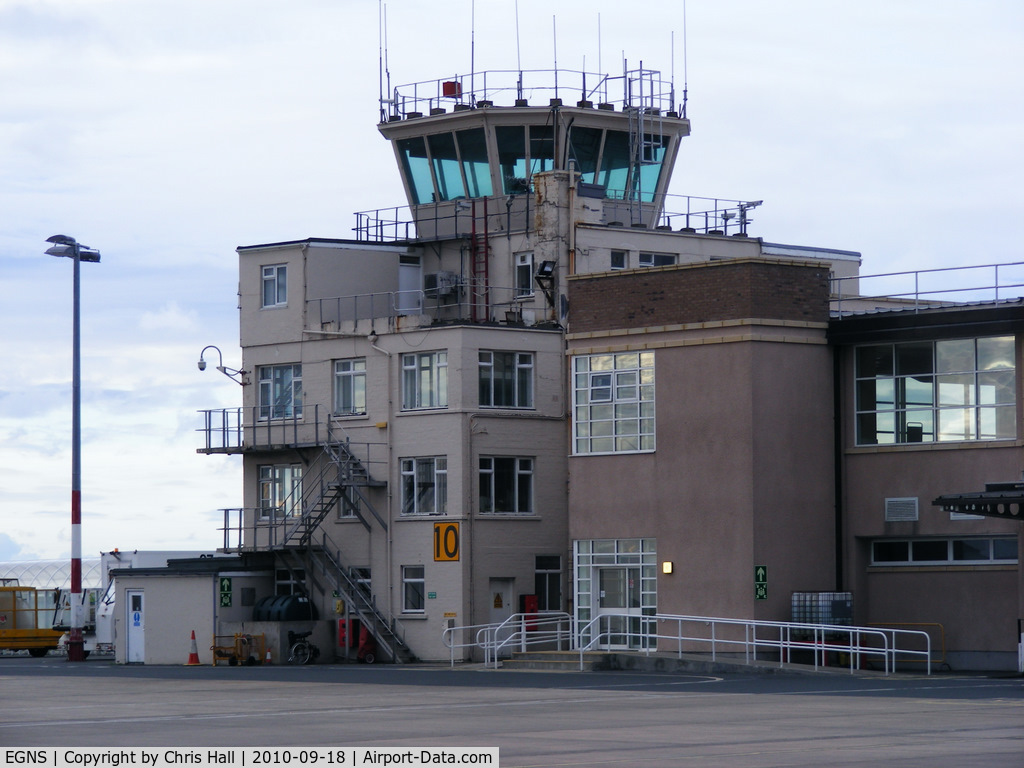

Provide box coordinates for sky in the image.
[2,0,1022,562]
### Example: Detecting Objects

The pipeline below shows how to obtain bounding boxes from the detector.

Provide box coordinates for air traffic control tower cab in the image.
[376,66,691,240]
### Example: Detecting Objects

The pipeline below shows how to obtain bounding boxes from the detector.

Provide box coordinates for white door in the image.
[489,578,515,658]
[125,590,145,663]
[397,258,422,314]
[596,566,643,649]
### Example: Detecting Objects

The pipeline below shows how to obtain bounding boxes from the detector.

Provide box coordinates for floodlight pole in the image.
[46,234,100,662]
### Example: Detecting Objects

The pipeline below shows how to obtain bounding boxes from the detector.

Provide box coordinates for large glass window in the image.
[457,128,493,197]
[262,264,287,308]
[397,136,434,204]
[334,358,366,415]
[479,457,533,514]
[258,364,302,420]
[496,126,528,194]
[401,351,448,410]
[573,352,655,454]
[479,351,534,408]
[855,336,1015,445]
[258,464,302,518]
[566,126,603,185]
[401,457,447,516]
[597,130,631,199]
[427,132,465,202]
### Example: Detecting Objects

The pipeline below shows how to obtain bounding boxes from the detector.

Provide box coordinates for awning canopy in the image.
[933,482,1024,521]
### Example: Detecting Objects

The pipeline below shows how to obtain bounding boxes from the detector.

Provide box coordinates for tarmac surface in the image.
[2,655,1022,767]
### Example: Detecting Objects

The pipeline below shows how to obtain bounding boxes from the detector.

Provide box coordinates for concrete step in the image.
[500,651,608,671]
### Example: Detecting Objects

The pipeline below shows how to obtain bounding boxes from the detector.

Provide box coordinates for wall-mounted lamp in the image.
[198,345,248,385]
[662,561,674,575]
[534,260,556,308]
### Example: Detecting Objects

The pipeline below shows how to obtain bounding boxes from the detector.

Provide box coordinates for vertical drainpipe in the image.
[832,344,845,591]
[368,332,393,624]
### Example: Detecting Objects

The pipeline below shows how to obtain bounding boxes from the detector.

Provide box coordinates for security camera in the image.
[197,360,207,371]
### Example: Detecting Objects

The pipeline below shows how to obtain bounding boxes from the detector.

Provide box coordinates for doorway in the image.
[125,589,145,663]
[596,566,644,649]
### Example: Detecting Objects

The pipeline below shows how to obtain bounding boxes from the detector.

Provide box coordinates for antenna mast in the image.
[682,0,689,117]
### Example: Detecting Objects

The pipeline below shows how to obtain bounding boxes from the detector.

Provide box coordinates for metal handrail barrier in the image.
[832,260,1024,316]
[442,612,572,668]
[578,613,931,675]
[867,622,947,670]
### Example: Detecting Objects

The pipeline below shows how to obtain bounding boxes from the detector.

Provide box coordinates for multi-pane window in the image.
[259,464,302,518]
[855,337,1015,445]
[610,250,627,270]
[479,457,533,514]
[335,358,366,415]
[871,537,1017,565]
[515,253,534,297]
[258,364,302,420]
[638,252,675,267]
[337,486,360,519]
[261,264,287,308]
[573,352,655,454]
[402,351,448,410]
[534,555,561,611]
[401,457,447,516]
[402,565,425,612]
[350,567,371,597]
[479,351,534,408]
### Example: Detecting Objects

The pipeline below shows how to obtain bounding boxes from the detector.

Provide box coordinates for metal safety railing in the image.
[578,613,932,675]
[443,612,573,668]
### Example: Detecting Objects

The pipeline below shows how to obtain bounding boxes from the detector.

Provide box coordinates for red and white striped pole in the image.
[46,235,100,662]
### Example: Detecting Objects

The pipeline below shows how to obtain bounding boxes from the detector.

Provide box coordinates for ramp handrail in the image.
[443,612,573,668]
[578,613,932,675]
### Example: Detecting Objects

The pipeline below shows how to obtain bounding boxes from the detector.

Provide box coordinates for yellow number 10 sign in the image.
[434,522,460,561]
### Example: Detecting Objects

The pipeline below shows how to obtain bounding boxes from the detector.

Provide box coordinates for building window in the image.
[479,351,534,408]
[855,336,1015,445]
[402,565,425,612]
[258,364,302,420]
[871,536,1018,565]
[535,555,561,611]
[262,264,287,308]
[337,486,361,519]
[259,464,302,518]
[335,358,366,415]
[610,250,627,270]
[479,457,533,514]
[402,351,448,410]
[573,352,655,454]
[638,252,675,267]
[401,457,447,516]
[515,252,534,297]
[275,568,305,596]
[350,567,371,597]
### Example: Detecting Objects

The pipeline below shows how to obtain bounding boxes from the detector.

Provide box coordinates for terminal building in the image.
[197,62,1022,669]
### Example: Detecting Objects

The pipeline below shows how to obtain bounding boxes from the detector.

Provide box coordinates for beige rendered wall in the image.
[114,575,217,665]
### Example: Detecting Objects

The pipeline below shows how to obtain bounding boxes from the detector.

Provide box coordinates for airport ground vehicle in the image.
[0,584,64,657]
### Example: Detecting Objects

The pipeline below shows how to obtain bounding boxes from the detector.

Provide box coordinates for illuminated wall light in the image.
[661,561,674,575]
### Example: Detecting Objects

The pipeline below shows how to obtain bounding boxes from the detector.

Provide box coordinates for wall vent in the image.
[885,497,919,522]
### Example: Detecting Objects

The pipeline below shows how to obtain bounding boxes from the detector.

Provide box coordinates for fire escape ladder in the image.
[294,536,417,664]
[282,419,387,547]
[470,198,490,322]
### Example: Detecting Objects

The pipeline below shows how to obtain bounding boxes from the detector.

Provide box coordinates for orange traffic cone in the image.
[185,630,201,666]
[264,648,272,665]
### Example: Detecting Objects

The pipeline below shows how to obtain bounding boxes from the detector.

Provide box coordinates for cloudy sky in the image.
[2,0,1022,562]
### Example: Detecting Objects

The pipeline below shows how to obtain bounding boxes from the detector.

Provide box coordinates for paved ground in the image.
[1,656,1022,767]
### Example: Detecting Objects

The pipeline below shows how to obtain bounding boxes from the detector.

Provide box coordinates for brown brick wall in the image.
[567,259,831,333]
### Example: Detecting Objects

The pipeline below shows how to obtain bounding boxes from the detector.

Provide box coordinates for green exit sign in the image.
[754,565,767,600]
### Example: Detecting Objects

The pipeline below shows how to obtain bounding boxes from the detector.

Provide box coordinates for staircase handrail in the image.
[443,612,572,668]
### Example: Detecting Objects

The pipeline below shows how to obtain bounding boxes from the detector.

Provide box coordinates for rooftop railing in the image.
[383,66,681,121]
[832,260,1024,316]
[354,192,762,243]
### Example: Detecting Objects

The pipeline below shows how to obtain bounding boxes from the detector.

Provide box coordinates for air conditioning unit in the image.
[425,271,460,296]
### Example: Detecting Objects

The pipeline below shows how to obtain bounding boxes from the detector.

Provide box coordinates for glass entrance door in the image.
[597,566,642,648]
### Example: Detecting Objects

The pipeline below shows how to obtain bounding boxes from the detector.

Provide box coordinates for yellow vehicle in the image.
[0,585,64,657]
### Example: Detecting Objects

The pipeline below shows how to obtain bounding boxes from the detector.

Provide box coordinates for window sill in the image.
[848,439,1021,455]
[477,513,540,519]
[867,563,1018,573]
[400,613,428,620]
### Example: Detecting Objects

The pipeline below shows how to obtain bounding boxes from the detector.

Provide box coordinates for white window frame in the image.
[479,351,534,408]
[258,464,302,519]
[870,536,1018,566]
[638,252,675,267]
[573,352,655,455]
[610,250,627,270]
[401,351,448,410]
[534,555,562,611]
[258,364,302,420]
[261,264,287,308]
[479,456,534,515]
[400,457,448,516]
[402,565,425,613]
[334,358,367,415]
[515,252,534,297]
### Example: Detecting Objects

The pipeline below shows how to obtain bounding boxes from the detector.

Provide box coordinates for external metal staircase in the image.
[276,419,416,663]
